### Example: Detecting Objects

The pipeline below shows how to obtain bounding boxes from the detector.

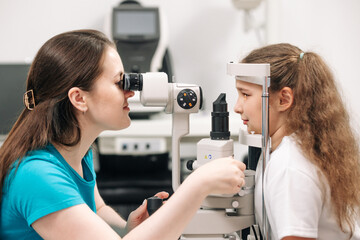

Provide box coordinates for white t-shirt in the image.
[255,135,360,240]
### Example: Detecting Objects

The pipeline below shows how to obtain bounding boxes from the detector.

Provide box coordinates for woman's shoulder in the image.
[10,145,67,181]
[19,145,61,168]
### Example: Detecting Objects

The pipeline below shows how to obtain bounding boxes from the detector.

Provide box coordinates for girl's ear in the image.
[68,87,88,113]
[276,87,294,112]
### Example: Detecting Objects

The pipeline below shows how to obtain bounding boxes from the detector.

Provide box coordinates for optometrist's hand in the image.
[125,191,169,234]
[190,157,246,195]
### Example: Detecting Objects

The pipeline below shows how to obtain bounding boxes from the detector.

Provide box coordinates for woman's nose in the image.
[125,90,135,99]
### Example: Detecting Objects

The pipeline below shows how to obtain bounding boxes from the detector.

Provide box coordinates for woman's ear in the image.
[68,87,88,113]
[277,87,294,112]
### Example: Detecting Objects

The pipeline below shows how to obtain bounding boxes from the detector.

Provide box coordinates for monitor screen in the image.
[113,10,158,36]
[0,64,30,135]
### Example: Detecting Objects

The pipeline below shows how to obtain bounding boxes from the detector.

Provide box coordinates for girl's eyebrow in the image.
[237,87,249,92]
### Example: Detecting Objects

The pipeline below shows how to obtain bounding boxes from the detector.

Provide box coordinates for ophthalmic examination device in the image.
[119,62,271,240]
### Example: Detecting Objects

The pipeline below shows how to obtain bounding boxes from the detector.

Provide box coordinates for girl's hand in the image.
[125,191,169,233]
[190,157,246,195]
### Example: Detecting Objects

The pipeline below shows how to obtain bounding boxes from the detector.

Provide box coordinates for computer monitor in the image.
[112,5,161,74]
[112,7,159,41]
[0,64,30,137]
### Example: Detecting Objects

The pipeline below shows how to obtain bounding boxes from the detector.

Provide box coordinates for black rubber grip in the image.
[147,196,163,216]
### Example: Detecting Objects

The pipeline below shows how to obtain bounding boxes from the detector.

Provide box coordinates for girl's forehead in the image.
[236,80,261,91]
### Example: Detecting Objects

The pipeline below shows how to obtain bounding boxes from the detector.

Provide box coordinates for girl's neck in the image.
[270,125,288,152]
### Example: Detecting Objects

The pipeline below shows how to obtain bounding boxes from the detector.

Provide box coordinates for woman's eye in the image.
[116,79,124,90]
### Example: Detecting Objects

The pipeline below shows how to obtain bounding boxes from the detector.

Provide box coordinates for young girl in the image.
[0,30,246,239]
[234,43,360,240]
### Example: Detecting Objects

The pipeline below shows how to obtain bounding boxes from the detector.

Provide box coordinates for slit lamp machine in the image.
[119,62,271,240]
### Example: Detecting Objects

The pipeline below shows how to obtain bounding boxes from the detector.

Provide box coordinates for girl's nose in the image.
[234,97,243,114]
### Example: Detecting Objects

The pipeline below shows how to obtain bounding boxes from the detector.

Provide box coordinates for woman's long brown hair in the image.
[242,43,360,238]
[0,30,114,201]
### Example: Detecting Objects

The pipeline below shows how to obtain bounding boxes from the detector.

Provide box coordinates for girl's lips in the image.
[123,106,130,111]
[243,120,248,125]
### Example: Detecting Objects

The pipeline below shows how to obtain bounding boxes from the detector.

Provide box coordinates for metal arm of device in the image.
[227,62,271,240]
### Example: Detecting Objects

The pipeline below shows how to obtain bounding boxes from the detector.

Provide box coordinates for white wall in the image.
[279,0,360,135]
[1,0,359,134]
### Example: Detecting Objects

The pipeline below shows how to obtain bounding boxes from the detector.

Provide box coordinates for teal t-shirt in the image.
[0,144,96,239]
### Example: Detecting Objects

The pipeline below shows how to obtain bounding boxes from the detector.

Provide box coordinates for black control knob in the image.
[147,196,163,216]
[186,160,195,170]
[177,89,197,109]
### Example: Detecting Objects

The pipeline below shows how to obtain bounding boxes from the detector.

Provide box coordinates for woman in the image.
[234,43,360,240]
[0,29,246,239]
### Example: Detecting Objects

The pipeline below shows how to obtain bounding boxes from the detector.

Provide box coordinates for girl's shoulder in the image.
[269,135,320,182]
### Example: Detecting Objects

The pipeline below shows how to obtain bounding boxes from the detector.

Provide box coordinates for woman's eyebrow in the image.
[113,71,124,79]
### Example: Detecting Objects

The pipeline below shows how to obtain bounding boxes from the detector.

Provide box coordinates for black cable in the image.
[251,225,259,240]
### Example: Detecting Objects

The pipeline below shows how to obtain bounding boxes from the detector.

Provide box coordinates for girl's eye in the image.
[242,93,249,100]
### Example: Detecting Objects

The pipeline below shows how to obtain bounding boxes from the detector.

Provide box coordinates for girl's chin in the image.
[247,128,260,134]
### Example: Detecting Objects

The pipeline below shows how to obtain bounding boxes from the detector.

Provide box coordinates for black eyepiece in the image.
[122,73,143,91]
[210,93,230,140]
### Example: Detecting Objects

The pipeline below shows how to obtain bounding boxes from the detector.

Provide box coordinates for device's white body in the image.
[138,65,271,239]
[194,138,234,169]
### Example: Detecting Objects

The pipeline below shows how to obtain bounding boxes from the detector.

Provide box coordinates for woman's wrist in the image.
[182,170,211,198]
